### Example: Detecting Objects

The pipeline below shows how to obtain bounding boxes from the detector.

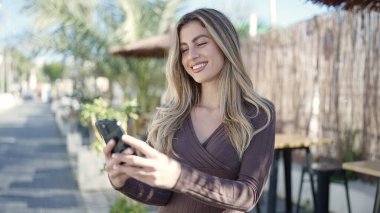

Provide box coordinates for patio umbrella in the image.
[110,32,172,58]
[307,0,380,11]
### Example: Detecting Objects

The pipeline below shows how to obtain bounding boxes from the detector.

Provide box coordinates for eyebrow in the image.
[180,34,209,46]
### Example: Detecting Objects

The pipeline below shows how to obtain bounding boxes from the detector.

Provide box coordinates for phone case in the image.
[95,119,130,153]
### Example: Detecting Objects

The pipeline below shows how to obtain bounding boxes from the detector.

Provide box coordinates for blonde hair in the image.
[148,8,273,159]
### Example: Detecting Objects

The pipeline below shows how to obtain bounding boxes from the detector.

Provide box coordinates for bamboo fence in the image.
[241,10,380,161]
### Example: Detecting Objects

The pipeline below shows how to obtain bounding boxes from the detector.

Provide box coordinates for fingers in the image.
[108,163,142,179]
[121,166,150,177]
[113,164,150,182]
[122,135,157,158]
[115,154,154,168]
[105,146,136,173]
[121,147,135,155]
[107,169,128,188]
[106,146,180,189]
[108,166,123,178]
[103,139,116,159]
[107,154,155,178]
[104,140,135,188]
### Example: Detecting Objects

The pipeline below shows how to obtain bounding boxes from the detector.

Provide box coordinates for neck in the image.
[198,82,220,110]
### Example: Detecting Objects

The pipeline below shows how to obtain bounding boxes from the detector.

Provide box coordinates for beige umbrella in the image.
[307,0,380,11]
[110,32,172,58]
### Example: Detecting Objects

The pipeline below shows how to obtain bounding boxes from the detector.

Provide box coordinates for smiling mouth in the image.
[191,62,207,72]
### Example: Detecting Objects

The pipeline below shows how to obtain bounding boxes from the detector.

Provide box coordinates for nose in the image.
[188,47,199,59]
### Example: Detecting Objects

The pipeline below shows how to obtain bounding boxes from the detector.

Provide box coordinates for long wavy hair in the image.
[147,8,273,159]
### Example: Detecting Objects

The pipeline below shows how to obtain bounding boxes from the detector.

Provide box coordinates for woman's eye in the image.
[197,42,207,47]
[181,49,188,53]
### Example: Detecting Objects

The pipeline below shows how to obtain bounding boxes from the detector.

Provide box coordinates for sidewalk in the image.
[0,100,118,212]
[0,93,23,112]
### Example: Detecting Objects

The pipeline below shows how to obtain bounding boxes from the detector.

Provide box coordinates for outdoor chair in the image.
[296,150,352,213]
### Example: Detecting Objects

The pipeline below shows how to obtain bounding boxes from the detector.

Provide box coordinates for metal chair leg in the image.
[305,148,317,212]
[308,167,317,211]
[256,200,261,213]
[267,150,280,213]
[296,167,306,213]
[297,148,317,213]
[343,172,352,213]
[374,178,380,213]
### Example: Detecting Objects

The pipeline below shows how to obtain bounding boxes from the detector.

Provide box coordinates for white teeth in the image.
[192,63,206,70]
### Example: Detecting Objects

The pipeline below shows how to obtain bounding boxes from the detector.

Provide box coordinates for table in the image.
[342,160,380,213]
[267,134,330,213]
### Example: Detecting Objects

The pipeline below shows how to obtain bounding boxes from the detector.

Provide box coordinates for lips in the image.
[191,62,207,73]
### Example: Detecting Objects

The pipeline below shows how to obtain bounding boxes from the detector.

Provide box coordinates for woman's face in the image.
[179,20,224,84]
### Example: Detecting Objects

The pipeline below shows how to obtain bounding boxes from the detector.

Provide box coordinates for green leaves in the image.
[79,97,140,128]
[110,197,147,213]
[79,97,140,153]
[25,0,181,114]
[42,63,65,82]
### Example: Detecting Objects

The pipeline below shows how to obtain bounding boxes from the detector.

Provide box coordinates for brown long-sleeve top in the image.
[116,103,276,213]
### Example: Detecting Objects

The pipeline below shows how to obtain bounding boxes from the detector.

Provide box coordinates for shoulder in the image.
[245,98,276,130]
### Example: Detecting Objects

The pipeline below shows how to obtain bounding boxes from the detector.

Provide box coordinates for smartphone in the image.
[95,119,133,154]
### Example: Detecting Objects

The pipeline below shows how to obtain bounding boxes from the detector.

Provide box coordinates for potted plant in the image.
[76,97,139,191]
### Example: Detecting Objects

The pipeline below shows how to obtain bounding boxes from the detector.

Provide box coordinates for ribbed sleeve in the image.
[117,178,172,206]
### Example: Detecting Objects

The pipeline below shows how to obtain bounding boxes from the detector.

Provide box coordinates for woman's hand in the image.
[111,135,181,189]
[103,140,133,188]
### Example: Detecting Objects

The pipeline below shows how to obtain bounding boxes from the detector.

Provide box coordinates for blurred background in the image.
[0,0,379,213]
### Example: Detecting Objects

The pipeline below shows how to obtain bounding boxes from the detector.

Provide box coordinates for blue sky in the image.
[0,0,331,50]
[179,0,330,26]
[0,0,32,47]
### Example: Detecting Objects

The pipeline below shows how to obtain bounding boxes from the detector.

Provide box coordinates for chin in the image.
[193,78,214,84]
[193,79,203,84]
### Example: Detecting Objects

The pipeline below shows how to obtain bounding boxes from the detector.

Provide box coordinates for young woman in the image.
[104,8,276,213]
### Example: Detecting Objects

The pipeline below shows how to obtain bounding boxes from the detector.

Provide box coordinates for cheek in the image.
[181,58,190,73]
[181,57,186,68]
[215,55,225,72]
[209,45,225,71]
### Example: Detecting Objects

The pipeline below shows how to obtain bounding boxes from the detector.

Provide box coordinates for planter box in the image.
[77,147,113,191]
[66,132,82,156]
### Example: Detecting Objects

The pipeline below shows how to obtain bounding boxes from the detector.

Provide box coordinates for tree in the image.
[115,0,180,112]
[0,47,33,94]
[42,63,65,82]
[24,0,129,100]
[23,0,180,112]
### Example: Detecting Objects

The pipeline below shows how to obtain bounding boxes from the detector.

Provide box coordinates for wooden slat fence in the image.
[241,10,380,161]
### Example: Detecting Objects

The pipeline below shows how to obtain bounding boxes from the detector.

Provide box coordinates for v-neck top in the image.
[188,116,224,148]
[116,102,276,213]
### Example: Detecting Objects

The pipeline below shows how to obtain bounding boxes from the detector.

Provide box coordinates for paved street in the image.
[0,100,115,213]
